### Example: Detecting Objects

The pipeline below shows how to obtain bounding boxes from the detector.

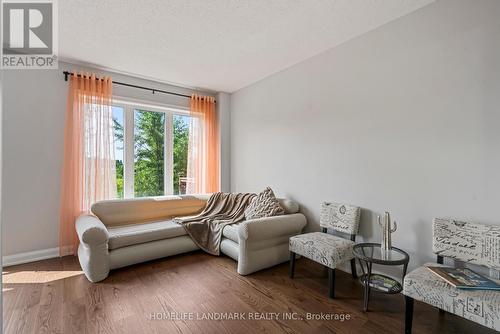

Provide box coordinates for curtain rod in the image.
[62,71,216,102]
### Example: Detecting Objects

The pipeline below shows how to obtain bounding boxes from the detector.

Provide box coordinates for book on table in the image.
[367,274,396,292]
[426,266,500,291]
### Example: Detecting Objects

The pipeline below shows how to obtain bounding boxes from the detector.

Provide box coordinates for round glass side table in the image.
[352,243,410,312]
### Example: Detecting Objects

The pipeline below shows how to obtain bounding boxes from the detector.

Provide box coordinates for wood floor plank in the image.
[3,251,498,334]
[62,297,87,334]
[34,279,64,334]
[4,283,42,334]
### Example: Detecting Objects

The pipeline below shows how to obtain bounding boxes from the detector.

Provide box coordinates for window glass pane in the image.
[134,109,165,197]
[173,114,190,194]
[112,106,124,198]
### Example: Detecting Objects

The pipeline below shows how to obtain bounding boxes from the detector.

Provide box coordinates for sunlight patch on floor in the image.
[2,270,83,283]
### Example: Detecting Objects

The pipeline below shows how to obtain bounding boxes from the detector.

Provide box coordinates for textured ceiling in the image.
[59,0,434,92]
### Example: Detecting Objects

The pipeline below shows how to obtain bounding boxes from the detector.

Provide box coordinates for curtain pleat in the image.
[59,73,116,256]
[187,95,219,194]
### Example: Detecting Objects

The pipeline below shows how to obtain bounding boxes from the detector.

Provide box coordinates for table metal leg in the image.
[363,261,372,312]
[402,262,408,279]
[358,258,366,276]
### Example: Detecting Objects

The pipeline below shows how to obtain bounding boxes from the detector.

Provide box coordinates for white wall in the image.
[1,62,4,307]
[1,61,223,259]
[218,92,231,192]
[230,0,500,271]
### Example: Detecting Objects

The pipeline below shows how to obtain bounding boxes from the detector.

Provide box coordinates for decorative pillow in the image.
[244,187,285,220]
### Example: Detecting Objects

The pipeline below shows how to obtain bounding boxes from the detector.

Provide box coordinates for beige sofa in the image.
[76,195,307,282]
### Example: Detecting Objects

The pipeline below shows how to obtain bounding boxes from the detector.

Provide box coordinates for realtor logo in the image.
[1,0,58,69]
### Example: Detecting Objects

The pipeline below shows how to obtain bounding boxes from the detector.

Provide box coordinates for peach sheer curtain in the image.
[186,94,220,194]
[59,73,117,256]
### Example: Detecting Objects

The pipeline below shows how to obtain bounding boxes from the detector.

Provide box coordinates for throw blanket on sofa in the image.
[174,192,256,255]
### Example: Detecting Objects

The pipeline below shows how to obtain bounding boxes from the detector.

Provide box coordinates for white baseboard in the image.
[2,247,59,267]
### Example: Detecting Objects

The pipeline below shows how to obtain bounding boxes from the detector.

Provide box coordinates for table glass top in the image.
[353,244,408,262]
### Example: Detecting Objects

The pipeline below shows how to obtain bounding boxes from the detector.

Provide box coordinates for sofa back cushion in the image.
[278,198,299,214]
[92,195,209,227]
[433,218,500,270]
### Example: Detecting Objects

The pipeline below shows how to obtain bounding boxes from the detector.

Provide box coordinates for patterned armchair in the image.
[403,218,500,333]
[289,202,361,298]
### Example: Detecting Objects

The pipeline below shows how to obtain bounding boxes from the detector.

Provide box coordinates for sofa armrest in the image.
[75,214,109,246]
[238,213,307,241]
[75,214,110,282]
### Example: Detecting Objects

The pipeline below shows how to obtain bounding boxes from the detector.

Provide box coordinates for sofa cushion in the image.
[403,263,500,331]
[107,220,187,250]
[245,187,284,220]
[278,199,299,214]
[222,224,239,244]
[92,195,208,227]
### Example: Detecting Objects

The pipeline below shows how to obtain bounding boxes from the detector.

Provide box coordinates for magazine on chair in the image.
[426,266,500,291]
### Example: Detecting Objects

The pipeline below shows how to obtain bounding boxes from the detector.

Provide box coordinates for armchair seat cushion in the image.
[403,263,500,331]
[289,232,355,269]
[222,224,239,244]
[108,220,187,250]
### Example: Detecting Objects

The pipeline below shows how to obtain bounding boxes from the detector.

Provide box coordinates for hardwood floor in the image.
[2,251,495,334]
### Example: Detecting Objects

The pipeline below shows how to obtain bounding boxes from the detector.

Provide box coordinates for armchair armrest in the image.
[75,214,109,246]
[238,213,307,241]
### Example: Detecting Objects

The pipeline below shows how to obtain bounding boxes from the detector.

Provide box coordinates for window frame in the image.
[112,96,192,198]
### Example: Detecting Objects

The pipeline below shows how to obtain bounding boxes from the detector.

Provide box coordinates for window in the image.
[111,99,195,198]
[173,114,190,195]
[112,106,125,198]
[134,109,165,197]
